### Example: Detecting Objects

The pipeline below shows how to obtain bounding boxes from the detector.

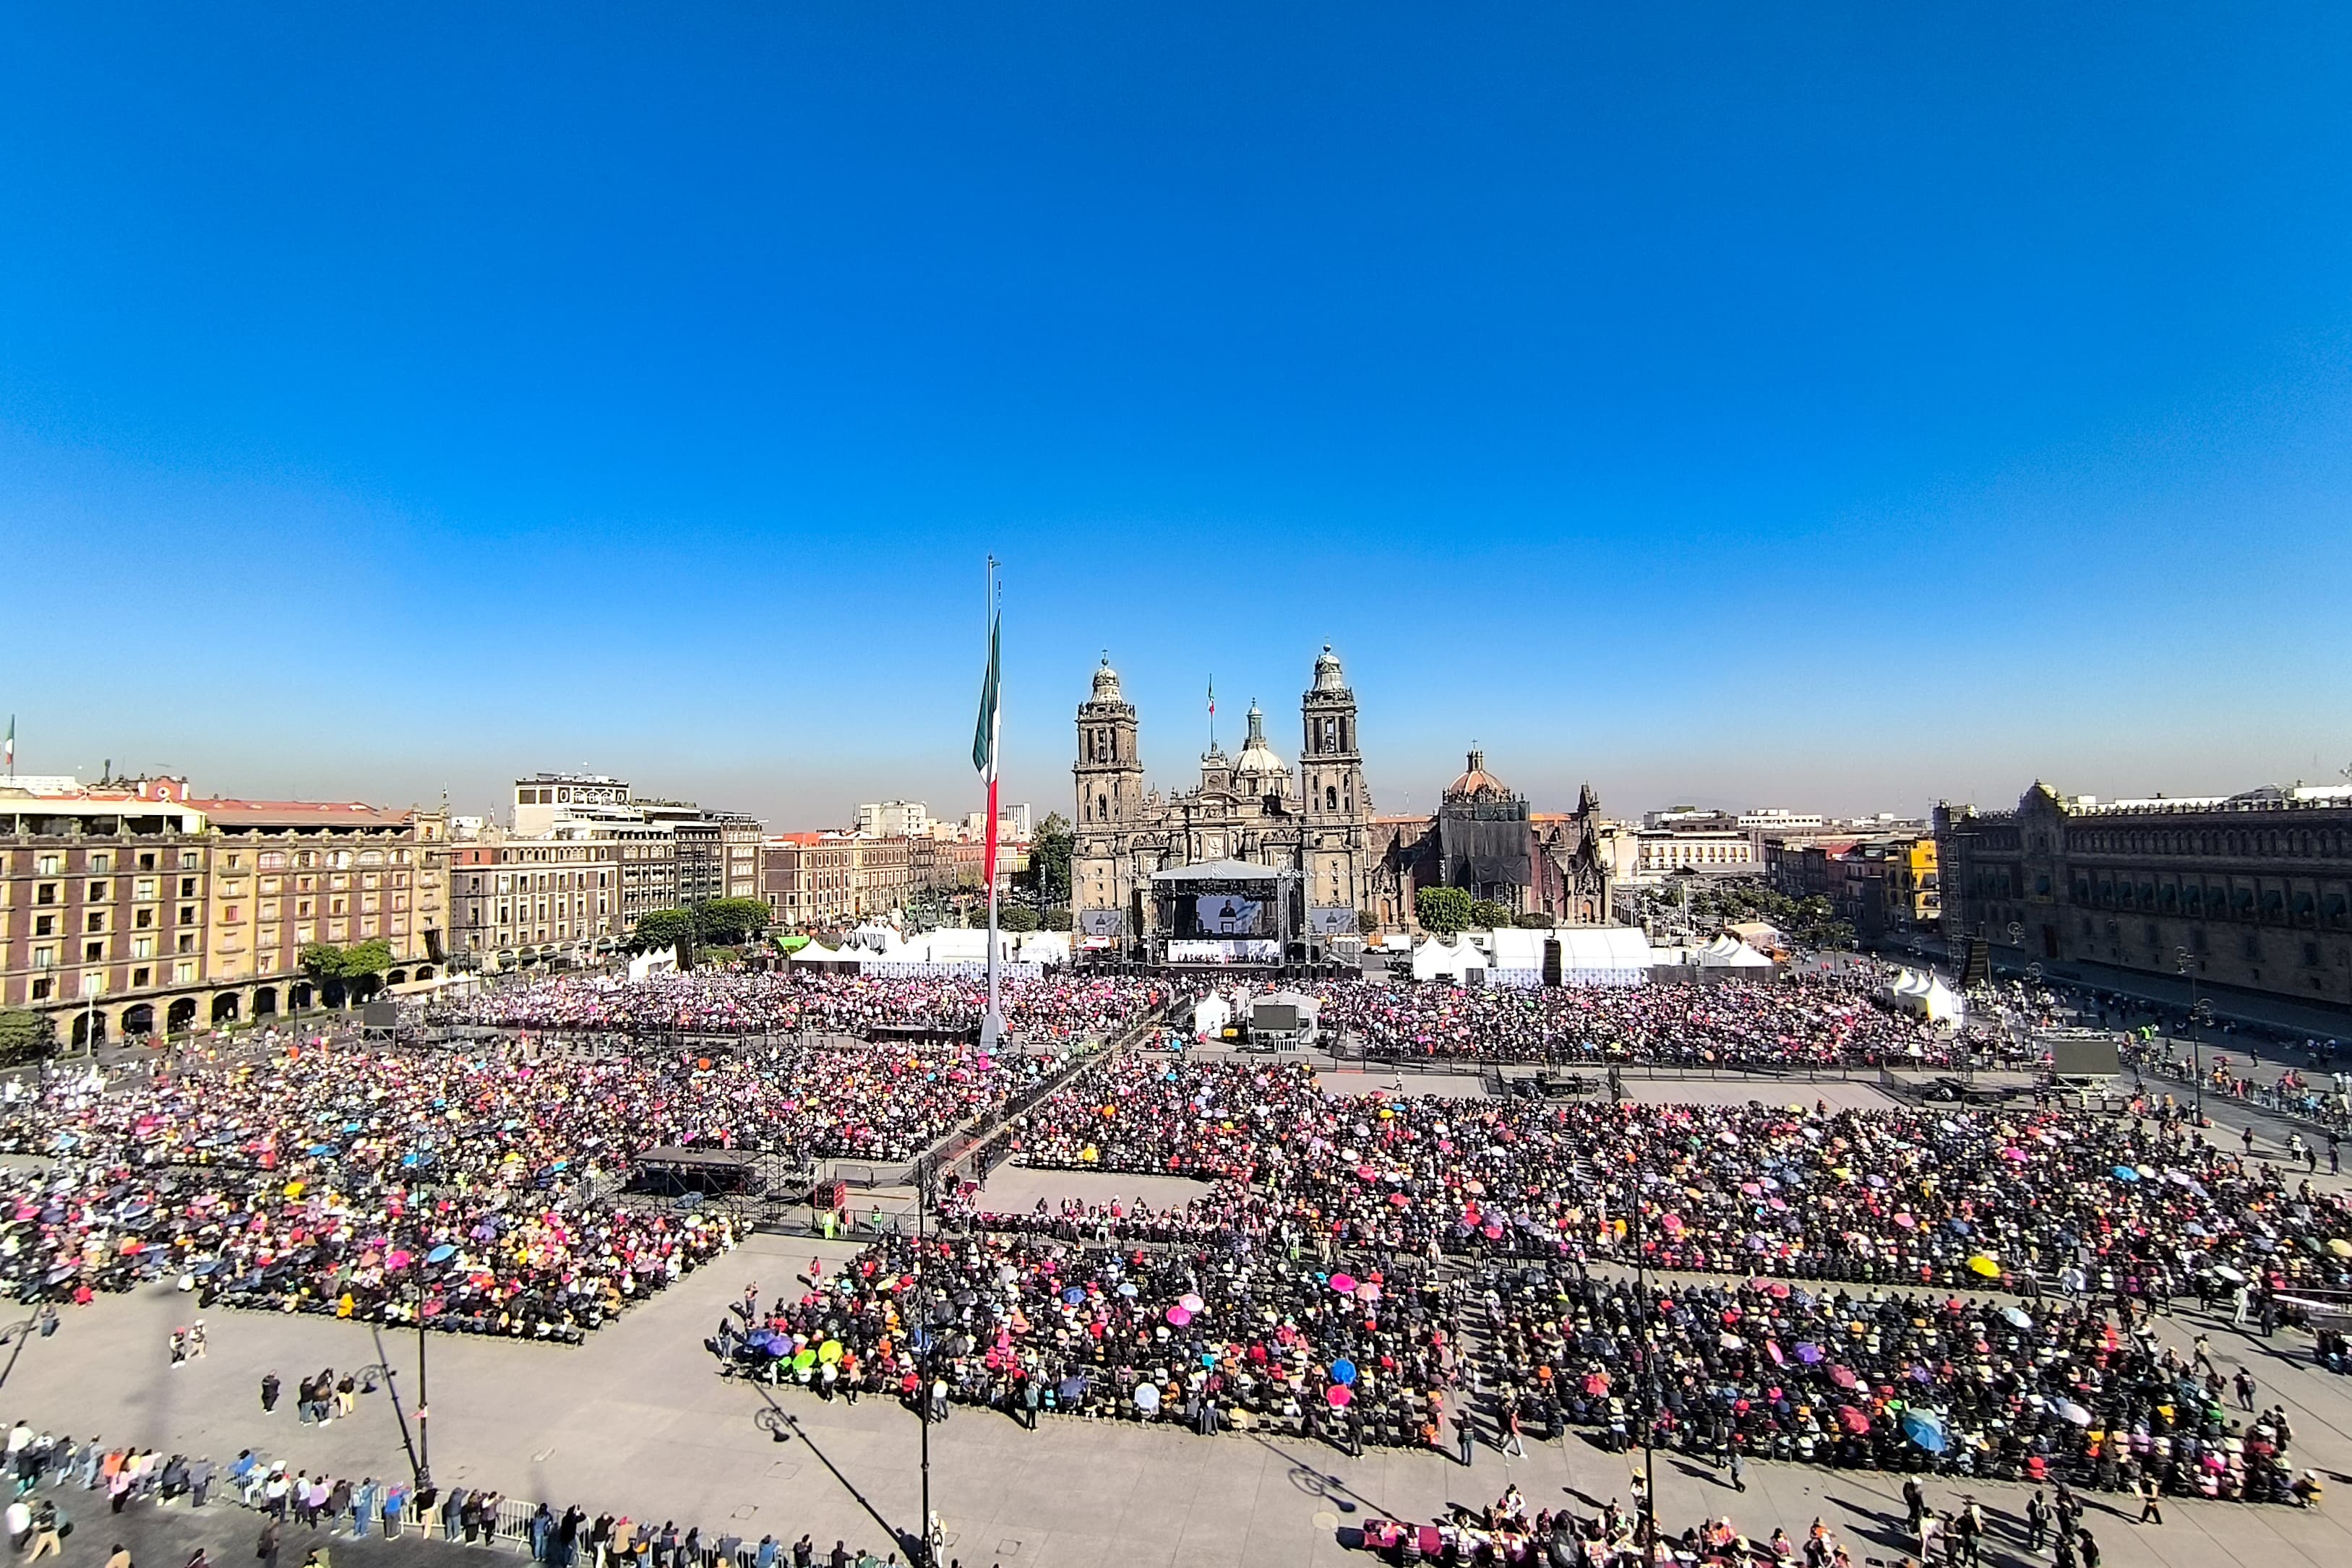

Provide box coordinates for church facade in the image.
[1072,645,1375,947]
[1369,751,1615,930]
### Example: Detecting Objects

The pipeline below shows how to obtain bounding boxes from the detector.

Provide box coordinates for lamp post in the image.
[2177,946,2205,1121]
[1627,1163,1656,1552]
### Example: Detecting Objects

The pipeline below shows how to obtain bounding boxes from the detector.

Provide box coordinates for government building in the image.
[1938,781,2352,1009]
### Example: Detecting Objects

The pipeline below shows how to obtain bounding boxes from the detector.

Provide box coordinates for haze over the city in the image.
[5,7,2348,825]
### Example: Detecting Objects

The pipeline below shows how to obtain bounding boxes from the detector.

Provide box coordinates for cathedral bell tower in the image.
[1300,643,1371,932]
[1073,655,1143,939]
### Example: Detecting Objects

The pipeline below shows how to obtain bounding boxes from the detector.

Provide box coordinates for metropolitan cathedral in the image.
[1071,644,1615,947]
[1072,645,1374,944]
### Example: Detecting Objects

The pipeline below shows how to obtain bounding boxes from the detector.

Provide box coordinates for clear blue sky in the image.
[4,6,2348,827]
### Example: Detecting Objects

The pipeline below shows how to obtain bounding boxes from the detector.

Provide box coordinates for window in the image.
[132,936,155,960]
[34,883,56,905]
[132,967,150,987]
[134,877,156,900]
[35,855,61,875]
[84,911,103,934]
[176,934,196,954]
[226,852,243,869]
[259,850,287,870]
[30,947,56,970]
[87,880,108,902]
[30,979,51,1001]
[137,852,156,871]
[179,877,197,897]
[223,905,242,924]
[179,905,195,925]
[179,850,198,871]
[83,942,103,962]
[173,960,195,984]
[90,853,111,874]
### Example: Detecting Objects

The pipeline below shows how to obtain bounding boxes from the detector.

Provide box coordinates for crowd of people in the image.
[0,1031,1051,1335]
[1306,973,1996,1068]
[687,1051,2352,1502]
[0,1413,914,1568]
[1000,1058,2352,1298]
[426,970,1177,1046]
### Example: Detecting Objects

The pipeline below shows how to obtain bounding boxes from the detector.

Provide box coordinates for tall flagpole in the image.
[978,559,1006,1053]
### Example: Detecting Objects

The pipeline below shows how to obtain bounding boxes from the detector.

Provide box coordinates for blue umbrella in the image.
[1331,1358,1358,1386]
[2112,1166,2140,1183]
[426,1244,458,1264]
[1061,1287,1086,1306]
[1901,1410,1949,1454]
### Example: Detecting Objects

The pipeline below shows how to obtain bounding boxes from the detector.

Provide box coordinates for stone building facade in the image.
[1370,753,1615,931]
[1938,783,2352,1007]
[1072,646,1374,946]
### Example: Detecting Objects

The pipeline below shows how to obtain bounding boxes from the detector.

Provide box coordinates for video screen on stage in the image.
[1177,892,1273,939]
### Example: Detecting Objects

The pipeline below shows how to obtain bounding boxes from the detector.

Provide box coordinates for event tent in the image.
[1694,934,1776,969]
[1411,936,1487,983]
[1882,968,1965,1022]
[1482,925,1654,984]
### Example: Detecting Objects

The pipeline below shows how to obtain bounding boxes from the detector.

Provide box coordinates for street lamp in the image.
[1625,1163,1657,1552]
[2176,946,2207,1121]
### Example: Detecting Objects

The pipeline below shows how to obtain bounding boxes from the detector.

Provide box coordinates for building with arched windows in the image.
[1072,645,1374,952]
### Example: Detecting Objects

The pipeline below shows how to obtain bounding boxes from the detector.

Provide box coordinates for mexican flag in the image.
[971,611,1002,894]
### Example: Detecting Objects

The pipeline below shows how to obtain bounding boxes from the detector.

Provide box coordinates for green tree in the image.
[1415,886,1472,937]
[1468,898,1514,931]
[0,1009,55,1066]
[340,938,395,999]
[298,942,344,982]
[1000,905,1041,933]
[1514,910,1554,929]
[633,908,697,954]
[1040,906,1073,932]
[692,897,772,947]
[1023,812,1073,906]
[1356,909,1381,936]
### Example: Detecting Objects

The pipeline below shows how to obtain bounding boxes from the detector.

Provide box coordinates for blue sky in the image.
[4,6,2348,827]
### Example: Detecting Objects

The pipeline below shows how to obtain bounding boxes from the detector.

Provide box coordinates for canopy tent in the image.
[1411,936,1487,983]
[789,942,862,970]
[1725,920,1784,951]
[1881,968,1965,1022]
[627,948,679,981]
[1190,993,1233,1041]
[1694,933,1776,969]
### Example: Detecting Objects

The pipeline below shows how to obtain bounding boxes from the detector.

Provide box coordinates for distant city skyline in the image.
[5,9,2347,824]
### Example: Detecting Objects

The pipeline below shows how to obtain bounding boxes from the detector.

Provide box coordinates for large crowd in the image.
[705,1050,2352,1503]
[0,1032,1044,1335]
[1309,973,1987,1067]
[426,970,1177,1045]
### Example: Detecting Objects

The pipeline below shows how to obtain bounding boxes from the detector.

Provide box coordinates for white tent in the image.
[790,942,860,970]
[1882,968,1965,1022]
[1411,936,1487,983]
[1480,925,1653,985]
[1013,931,1072,968]
[1695,934,1775,970]
[1192,993,1232,1041]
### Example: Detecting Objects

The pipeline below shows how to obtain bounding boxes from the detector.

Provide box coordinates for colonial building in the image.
[1938,783,2352,1007]
[1371,752,1615,930]
[1073,646,1375,946]
[1,775,447,1043]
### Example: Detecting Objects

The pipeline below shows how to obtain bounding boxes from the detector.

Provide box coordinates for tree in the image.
[298,942,343,983]
[1024,812,1073,907]
[1041,906,1073,932]
[692,898,771,947]
[1000,905,1041,933]
[1514,910,1554,929]
[1415,886,1472,937]
[1356,909,1381,936]
[632,908,696,954]
[1468,898,1514,931]
[340,939,395,999]
[0,1009,54,1066]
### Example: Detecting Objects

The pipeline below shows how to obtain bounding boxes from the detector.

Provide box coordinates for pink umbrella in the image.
[1179,1293,1205,1314]
[1355,1282,1383,1303]
[1329,1272,1358,1294]
[1167,1306,1192,1327]
[1326,1384,1353,1407]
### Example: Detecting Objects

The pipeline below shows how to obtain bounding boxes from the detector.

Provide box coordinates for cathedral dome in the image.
[1311,643,1347,693]
[1233,700,1287,779]
[1091,655,1123,702]
[1446,749,1513,802]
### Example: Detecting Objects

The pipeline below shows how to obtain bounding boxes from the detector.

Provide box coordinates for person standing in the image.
[260,1372,280,1415]
[1728,1447,1745,1494]
[1454,1408,1475,1467]
[23,1499,61,1563]
[1501,1402,1527,1459]
[2025,1490,2048,1554]
[2134,1472,2162,1525]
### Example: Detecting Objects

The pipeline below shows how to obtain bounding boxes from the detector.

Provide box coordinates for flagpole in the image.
[979,559,1005,1054]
